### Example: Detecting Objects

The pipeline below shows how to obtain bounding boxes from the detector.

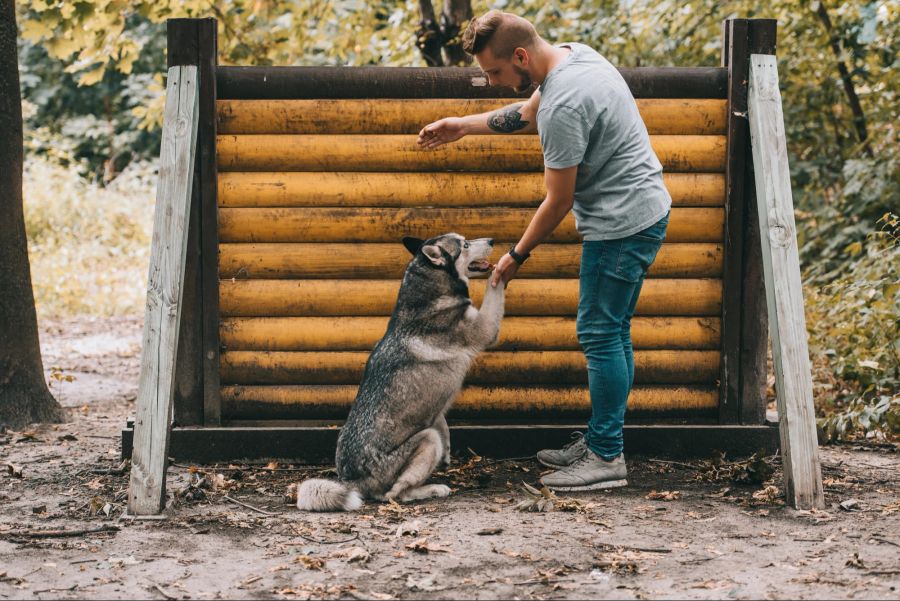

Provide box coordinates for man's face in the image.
[475,47,532,93]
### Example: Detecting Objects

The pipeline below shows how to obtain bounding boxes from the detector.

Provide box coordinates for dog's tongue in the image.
[469,259,492,272]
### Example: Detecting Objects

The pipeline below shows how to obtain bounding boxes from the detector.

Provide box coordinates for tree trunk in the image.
[416,0,445,67]
[813,2,874,158]
[441,0,473,67]
[0,0,65,430]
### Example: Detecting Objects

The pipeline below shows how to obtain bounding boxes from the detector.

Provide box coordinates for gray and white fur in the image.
[295,233,505,511]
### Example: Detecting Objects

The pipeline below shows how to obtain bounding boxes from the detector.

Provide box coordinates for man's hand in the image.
[490,253,520,288]
[417,117,467,149]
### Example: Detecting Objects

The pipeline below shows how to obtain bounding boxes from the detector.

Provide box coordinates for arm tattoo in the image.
[487,102,529,132]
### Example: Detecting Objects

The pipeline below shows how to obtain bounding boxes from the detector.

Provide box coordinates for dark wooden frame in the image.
[169,18,221,427]
[131,17,781,462]
[719,18,778,425]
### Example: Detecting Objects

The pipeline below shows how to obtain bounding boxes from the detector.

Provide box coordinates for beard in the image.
[512,64,533,93]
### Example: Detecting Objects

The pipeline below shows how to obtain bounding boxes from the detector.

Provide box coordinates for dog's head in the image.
[403,233,494,281]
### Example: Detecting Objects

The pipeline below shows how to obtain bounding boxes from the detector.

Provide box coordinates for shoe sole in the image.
[537,457,570,470]
[544,479,628,492]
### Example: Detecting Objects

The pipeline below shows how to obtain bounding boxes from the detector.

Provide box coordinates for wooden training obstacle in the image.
[124,18,812,482]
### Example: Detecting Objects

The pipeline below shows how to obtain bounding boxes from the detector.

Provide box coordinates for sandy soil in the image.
[0,315,898,600]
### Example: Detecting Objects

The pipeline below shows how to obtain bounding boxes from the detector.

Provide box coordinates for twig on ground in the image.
[871,536,900,548]
[222,495,280,516]
[147,581,177,600]
[595,541,671,554]
[32,585,78,594]
[865,569,900,575]
[648,458,698,470]
[297,532,360,545]
[1,525,119,539]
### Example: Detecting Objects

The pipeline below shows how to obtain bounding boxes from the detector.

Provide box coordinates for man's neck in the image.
[532,41,572,84]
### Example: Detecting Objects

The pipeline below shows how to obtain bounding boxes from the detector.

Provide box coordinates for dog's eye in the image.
[464,242,469,249]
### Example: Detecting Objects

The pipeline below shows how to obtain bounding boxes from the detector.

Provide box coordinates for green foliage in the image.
[807,214,900,441]
[23,157,155,317]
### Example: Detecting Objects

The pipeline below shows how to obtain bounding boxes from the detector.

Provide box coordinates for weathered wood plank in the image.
[219,316,721,351]
[216,98,727,135]
[216,66,728,100]
[218,171,725,208]
[216,134,727,173]
[220,384,719,418]
[217,207,724,244]
[122,424,781,463]
[748,54,824,509]
[219,278,723,317]
[127,66,199,515]
[218,242,723,279]
[218,350,721,385]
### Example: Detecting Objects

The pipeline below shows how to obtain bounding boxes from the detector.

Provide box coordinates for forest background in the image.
[14,0,898,441]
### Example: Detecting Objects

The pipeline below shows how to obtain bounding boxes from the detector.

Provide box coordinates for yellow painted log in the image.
[220,316,721,351]
[216,98,727,136]
[218,171,725,208]
[220,384,719,416]
[218,242,723,279]
[216,134,726,173]
[219,278,723,317]
[218,207,723,244]
[219,350,719,385]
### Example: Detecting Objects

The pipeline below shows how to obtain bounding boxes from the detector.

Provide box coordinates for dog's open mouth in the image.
[468,259,492,273]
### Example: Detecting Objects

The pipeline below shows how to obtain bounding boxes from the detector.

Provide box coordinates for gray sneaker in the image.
[540,451,628,491]
[536,431,588,469]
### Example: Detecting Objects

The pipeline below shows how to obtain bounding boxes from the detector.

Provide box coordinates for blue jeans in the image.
[577,212,669,460]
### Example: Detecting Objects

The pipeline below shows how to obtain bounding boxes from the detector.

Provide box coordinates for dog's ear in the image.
[421,244,446,267]
[402,236,424,256]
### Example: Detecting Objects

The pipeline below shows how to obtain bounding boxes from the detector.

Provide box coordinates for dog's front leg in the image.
[434,413,451,467]
[469,278,506,348]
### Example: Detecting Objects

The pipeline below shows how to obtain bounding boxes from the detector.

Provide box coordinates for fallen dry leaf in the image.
[477,527,503,536]
[406,537,447,554]
[332,546,371,563]
[646,490,681,501]
[293,555,325,570]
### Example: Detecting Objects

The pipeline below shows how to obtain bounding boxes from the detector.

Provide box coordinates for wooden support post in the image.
[747,54,824,509]
[718,18,749,425]
[168,18,221,426]
[740,20,777,426]
[127,66,199,515]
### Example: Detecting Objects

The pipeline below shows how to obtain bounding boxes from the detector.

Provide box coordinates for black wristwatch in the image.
[508,244,530,265]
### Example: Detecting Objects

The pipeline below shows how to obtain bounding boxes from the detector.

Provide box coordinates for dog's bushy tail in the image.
[294,479,363,512]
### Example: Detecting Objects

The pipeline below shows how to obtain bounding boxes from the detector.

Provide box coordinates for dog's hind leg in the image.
[434,414,451,467]
[384,428,447,503]
[398,483,452,502]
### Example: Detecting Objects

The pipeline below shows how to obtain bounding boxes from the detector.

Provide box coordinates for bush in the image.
[807,214,900,441]
[23,157,155,318]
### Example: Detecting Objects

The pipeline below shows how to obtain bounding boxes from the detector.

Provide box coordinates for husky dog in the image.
[292,233,505,511]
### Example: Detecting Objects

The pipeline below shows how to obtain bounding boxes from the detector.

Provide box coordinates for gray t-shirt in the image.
[537,43,671,240]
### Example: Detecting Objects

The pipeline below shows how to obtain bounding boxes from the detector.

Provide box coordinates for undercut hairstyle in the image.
[461,10,540,58]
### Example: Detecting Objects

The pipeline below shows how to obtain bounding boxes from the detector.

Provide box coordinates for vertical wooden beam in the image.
[168,18,221,426]
[128,66,199,515]
[747,54,824,510]
[197,19,222,426]
[718,19,749,424]
[169,20,203,426]
[740,19,777,426]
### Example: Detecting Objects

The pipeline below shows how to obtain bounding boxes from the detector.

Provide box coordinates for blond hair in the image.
[461,10,540,57]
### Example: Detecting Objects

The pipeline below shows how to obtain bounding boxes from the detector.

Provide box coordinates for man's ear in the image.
[515,47,528,64]
[403,236,424,255]
[421,244,446,267]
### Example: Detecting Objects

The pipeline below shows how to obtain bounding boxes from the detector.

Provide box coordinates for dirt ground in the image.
[1,316,898,600]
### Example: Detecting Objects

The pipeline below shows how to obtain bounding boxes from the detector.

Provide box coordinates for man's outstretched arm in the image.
[417,89,540,149]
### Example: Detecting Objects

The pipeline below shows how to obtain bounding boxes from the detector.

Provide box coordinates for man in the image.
[417,10,671,491]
